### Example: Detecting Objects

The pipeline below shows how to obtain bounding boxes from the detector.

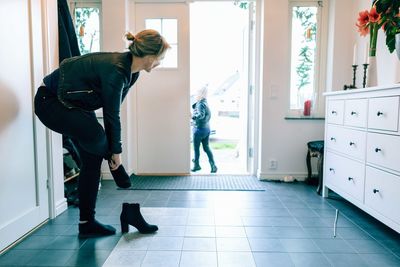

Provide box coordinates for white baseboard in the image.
[257,172,308,182]
[54,198,68,218]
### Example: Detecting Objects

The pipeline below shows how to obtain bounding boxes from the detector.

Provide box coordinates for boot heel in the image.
[121,219,129,233]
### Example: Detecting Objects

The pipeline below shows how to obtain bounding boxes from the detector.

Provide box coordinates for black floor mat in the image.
[123,175,266,191]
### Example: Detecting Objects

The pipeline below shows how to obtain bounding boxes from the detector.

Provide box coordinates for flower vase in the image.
[367,56,378,87]
[396,34,400,60]
[395,59,400,83]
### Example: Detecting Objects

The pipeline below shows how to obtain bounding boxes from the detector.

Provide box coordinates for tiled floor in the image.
[1,180,400,266]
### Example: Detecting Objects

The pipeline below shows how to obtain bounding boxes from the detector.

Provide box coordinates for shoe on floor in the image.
[78,219,116,238]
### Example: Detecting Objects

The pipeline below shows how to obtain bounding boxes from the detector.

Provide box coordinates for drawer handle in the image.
[348,177,353,181]
[375,148,381,153]
[373,189,379,194]
[330,137,336,141]
[377,111,384,116]
[331,110,337,115]
[350,111,357,115]
[329,168,335,172]
[349,142,355,146]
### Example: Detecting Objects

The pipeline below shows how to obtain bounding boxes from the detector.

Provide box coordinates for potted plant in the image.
[373,0,400,57]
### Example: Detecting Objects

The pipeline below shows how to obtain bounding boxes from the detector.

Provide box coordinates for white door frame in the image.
[41,0,68,219]
[130,0,263,176]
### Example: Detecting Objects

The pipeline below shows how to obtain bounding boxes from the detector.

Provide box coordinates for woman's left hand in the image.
[109,153,122,170]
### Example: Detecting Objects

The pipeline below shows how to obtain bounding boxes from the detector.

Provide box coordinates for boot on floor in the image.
[210,163,218,173]
[110,164,132,188]
[191,159,201,172]
[78,219,116,238]
[120,203,158,234]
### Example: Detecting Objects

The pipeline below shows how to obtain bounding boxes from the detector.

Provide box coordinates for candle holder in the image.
[343,65,358,90]
[362,63,369,88]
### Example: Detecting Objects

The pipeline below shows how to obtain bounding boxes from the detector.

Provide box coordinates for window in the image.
[70,1,102,55]
[145,18,178,68]
[289,0,325,116]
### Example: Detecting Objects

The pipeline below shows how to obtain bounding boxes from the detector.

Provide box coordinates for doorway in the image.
[189,1,255,175]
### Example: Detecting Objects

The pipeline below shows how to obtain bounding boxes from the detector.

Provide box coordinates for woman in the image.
[34,29,169,237]
[191,85,218,173]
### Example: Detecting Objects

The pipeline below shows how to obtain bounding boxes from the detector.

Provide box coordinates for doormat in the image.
[122,175,266,191]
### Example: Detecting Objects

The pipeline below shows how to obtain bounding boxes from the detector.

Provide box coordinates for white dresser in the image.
[323,84,400,233]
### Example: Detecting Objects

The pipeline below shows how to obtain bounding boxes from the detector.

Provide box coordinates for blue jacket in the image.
[192,99,211,129]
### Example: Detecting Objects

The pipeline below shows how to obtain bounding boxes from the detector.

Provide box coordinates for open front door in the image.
[134,2,190,174]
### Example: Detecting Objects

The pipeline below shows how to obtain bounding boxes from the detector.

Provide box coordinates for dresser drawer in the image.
[368,96,399,132]
[365,167,400,224]
[326,125,366,160]
[327,100,344,125]
[367,132,400,172]
[325,152,365,201]
[344,99,368,128]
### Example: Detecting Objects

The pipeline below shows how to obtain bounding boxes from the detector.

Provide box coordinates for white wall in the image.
[326,0,399,91]
[352,0,400,87]
[258,0,325,180]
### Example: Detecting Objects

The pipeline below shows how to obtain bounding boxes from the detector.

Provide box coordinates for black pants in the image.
[193,127,215,165]
[34,86,108,221]
[63,135,81,167]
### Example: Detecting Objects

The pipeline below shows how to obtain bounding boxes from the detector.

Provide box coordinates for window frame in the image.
[287,0,327,118]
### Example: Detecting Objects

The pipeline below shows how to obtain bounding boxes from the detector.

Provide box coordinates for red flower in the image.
[356,10,370,36]
[368,6,381,23]
[357,10,370,25]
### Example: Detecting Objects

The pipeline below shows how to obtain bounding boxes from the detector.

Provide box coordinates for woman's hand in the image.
[109,153,122,171]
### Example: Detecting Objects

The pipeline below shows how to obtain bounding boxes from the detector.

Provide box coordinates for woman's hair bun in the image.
[125,32,136,41]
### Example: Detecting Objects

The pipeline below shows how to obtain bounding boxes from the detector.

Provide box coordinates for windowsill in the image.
[284,115,325,120]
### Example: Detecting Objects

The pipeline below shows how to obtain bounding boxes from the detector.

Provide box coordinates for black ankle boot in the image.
[120,203,158,234]
[78,219,116,238]
[210,164,218,173]
[191,160,201,172]
[110,164,132,188]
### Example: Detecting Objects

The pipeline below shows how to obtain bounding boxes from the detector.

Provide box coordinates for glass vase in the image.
[367,56,378,87]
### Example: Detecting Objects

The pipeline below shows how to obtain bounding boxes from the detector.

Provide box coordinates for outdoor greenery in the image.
[233,0,249,9]
[74,7,99,55]
[210,142,237,150]
[294,7,317,91]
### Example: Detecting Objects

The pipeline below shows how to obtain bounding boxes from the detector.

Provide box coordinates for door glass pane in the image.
[145,19,161,32]
[162,19,177,43]
[163,44,178,68]
[145,18,178,68]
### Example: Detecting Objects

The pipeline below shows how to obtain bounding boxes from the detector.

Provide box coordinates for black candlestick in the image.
[343,65,358,90]
[352,65,358,88]
[362,63,369,88]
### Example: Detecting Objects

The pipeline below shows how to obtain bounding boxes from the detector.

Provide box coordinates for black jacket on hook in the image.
[58,0,81,63]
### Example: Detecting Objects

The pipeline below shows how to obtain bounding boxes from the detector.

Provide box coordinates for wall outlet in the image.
[269,159,278,169]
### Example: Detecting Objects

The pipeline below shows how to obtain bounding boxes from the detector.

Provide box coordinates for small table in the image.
[306,140,324,195]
